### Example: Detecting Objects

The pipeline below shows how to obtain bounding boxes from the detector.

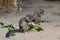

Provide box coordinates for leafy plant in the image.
[28,24,35,30]
[0,22,4,26]
[7,24,15,31]
[35,21,40,25]
[0,22,15,36]
[28,23,44,32]
[40,20,49,23]
[35,20,49,24]
[35,27,43,32]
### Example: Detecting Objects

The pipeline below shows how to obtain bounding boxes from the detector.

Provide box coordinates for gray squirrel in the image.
[6,15,33,37]
[19,15,33,32]
[33,9,44,22]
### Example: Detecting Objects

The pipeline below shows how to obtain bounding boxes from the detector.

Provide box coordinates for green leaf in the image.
[8,27,15,31]
[0,22,16,37]
[8,24,15,29]
[35,21,40,24]
[35,20,49,24]
[35,28,43,32]
[28,24,35,30]
[1,25,9,28]
[0,22,4,26]
[40,20,49,23]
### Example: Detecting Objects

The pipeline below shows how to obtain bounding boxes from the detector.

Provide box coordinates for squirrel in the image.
[6,15,33,38]
[33,9,44,22]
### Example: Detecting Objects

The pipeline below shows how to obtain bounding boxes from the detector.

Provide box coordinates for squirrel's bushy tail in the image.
[6,29,20,38]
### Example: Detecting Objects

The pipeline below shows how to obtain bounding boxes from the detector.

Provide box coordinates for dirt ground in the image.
[0,0,60,40]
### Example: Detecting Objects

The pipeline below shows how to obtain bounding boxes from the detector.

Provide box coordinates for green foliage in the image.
[28,23,44,32]
[35,20,49,24]
[28,24,35,30]
[0,22,4,26]
[40,20,49,23]
[35,21,40,25]
[28,20,47,32]
[35,28,43,32]
[0,22,15,36]
[1,25,8,28]
[1,24,15,31]
[7,24,15,31]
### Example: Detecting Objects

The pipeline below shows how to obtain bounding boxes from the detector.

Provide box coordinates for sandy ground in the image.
[0,0,60,40]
